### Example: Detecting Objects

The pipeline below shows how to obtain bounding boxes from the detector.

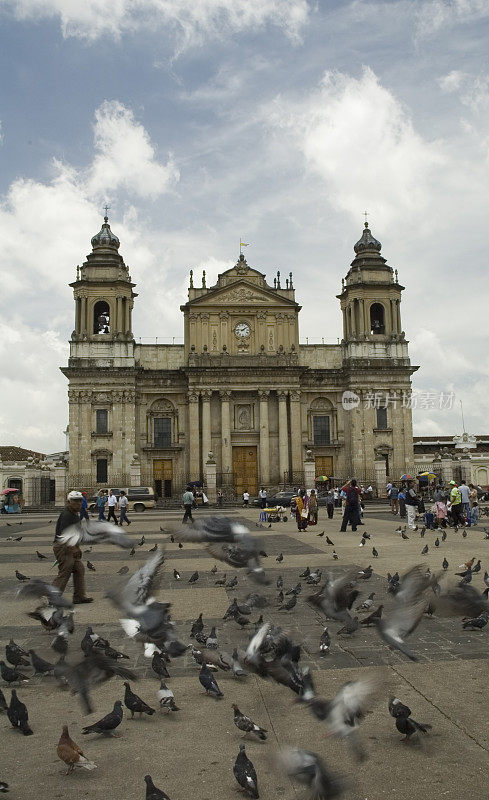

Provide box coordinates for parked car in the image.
[263,491,297,508]
[88,486,156,513]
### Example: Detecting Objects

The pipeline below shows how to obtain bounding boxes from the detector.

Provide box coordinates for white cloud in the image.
[3,0,310,46]
[87,101,179,198]
[265,67,444,226]
[416,0,489,37]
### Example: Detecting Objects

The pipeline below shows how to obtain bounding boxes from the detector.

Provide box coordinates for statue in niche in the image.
[236,405,251,430]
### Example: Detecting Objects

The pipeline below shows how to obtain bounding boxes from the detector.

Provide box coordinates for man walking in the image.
[242,490,250,507]
[182,485,194,523]
[405,480,419,530]
[458,479,470,519]
[96,490,107,520]
[339,479,361,532]
[449,481,464,526]
[52,491,93,604]
[389,483,399,515]
[118,490,131,526]
[107,489,118,524]
[80,492,90,521]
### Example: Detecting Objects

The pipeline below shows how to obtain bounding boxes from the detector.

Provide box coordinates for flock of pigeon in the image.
[1,514,489,798]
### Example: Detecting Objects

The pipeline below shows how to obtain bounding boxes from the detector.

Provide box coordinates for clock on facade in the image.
[234,322,251,338]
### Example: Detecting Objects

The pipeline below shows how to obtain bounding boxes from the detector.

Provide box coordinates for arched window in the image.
[370,303,385,334]
[94,300,110,334]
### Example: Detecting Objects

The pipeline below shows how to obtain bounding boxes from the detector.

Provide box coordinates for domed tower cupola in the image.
[91,215,121,251]
[69,213,137,341]
[337,218,405,345]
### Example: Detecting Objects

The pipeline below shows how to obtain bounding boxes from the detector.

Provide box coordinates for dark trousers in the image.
[119,507,130,525]
[340,505,360,531]
[52,543,86,600]
[79,508,89,521]
[451,503,463,525]
[107,506,118,523]
[97,507,106,520]
[261,498,267,509]
[327,505,334,519]
[183,504,193,523]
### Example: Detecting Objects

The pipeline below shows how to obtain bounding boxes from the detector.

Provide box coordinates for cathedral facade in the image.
[62,218,417,498]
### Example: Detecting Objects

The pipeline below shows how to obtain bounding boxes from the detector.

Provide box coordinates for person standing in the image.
[259,487,267,509]
[118,490,131,526]
[339,479,361,532]
[96,490,107,520]
[449,481,463,526]
[217,489,223,507]
[468,483,478,509]
[326,490,335,519]
[433,485,447,528]
[182,485,194,523]
[242,490,250,507]
[308,489,318,526]
[52,491,93,604]
[458,479,470,519]
[80,492,90,521]
[107,490,118,524]
[398,488,406,518]
[295,488,309,531]
[389,483,399,515]
[333,488,340,507]
[405,480,419,530]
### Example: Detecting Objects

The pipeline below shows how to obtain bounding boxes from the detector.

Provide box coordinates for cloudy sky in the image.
[1,0,488,453]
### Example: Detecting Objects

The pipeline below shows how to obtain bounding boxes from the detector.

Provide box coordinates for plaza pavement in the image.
[1,505,488,799]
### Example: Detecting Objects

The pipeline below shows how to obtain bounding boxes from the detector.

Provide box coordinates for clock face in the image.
[235,322,251,338]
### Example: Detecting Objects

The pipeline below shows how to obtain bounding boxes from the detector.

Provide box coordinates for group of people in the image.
[290,480,365,532]
[94,489,131,526]
[387,478,480,530]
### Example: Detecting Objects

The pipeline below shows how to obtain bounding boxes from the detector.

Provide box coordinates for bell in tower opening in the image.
[370,302,385,334]
[94,300,110,334]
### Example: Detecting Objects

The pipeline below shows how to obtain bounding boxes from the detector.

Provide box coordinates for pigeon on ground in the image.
[173,569,181,580]
[462,612,488,630]
[0,782,8,793]
[280,748,345,800]
[317,531,325,537]
[152,651,170,679]
[401,531,409,540]
[210,564,218,574]
[332,551,339,560]
[372,547,379,557]
[285,582,302,596]
[232,704,267,739]
[144,775,171,800]
[276,552,283,563]
[356,593,375,611]
[157,680,180,713]
[123,682,155,718]
[279,595,297,612]
[86,561,96,571]
[57,725,97,775]
[82,700,123,736]
[117,566,129,575]
[319,628,330,654]
[442,558,449,570]
[358,565,373,580]
[299,567,311,578]
[326,536,335,546]
[148,544,158,552]
[188,571,199,584]
[6,641,29,668]
[199,664,223,698]
[215,575,227,586]
[15,571,29,582]
[57,652,136,715]
[0,661,28,684]
[233,744,259,798]
[7,690,33,735]
[206,627,218,649]
[472,560,482,574]
[129,547,136,556]
[389,697,431,741]
[421,545,428,555]
[336,616,359,635]
[442,530,447,541]
[138,536,146,547]
[36,551,47,560]
[226,576,238,589]
[190,613,204,639]
[29,650,54,675]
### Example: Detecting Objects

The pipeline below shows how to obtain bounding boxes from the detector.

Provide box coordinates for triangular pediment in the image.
[187,279,298,308]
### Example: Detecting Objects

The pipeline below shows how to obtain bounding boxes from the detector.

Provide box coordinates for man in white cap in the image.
[52,491,93,604]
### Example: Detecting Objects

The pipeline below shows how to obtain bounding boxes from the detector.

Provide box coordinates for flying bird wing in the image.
[58,520,134,549]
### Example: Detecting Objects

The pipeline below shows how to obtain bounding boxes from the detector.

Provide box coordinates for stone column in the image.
[201,390,212,475]
[460,452,473,484]
[220,390,232,484]
[129,454,141,487]
[188,391,200,481]
[258,390,270,485]
[23,466,39,507]
[204,451,217,504]
[289,390,303,478]
[440,454,453,485]
[278,390,289,485]
[374,459,387,496]
[303,449,315,489]
[54,463,67,506]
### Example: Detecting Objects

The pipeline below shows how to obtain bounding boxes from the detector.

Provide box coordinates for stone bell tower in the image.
[62,215,138,485]
[337,221,418,486]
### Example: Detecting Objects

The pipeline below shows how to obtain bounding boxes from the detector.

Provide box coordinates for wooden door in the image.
[232,446,258,497]
[315,456,333,478]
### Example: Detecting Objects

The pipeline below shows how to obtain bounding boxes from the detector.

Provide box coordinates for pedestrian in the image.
[182,485,194,523]
[398,488,406,518]
[449,481,464,526]
[458,479,470,518]
[326,490,334,519]
[295,488,309,531]
[471,501,479,526]
[79,492,90,521]
[96,490,107,520]
[52,491,93,604]
[365,484,373,501]
[118,490,131,526]
[433,485,448,528]
[339,479,361,532]
[242,490,250,507]
[259,487,267,509]
[404,480,419,530]
[389,483,399,515]
[217,489,223,507]
[333,488,340,507]
[468,483,478,509]
[308,489,318,526]
[107,489,118,524]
